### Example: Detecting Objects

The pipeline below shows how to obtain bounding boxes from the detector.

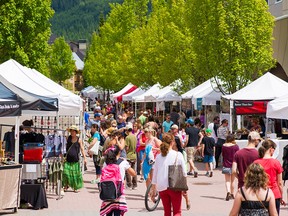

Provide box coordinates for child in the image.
[201,129,215,177]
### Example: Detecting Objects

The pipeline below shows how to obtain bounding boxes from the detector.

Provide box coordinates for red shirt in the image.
[254,158,283,199]
[233,148,259,188]
[136,133,147,152]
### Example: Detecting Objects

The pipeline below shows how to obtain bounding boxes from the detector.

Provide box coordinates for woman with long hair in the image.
[229,163,277,216]
[151,133,187,216]
[63,125,87,193]
[222,134,239,201]
[254,140,286,214]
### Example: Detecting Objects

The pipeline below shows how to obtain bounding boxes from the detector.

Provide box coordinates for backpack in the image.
[282,144,288,185]
[99,133,106,146]
[99,159,123,201]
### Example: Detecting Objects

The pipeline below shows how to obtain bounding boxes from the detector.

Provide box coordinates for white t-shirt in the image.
[152,150,187,192]
[208,122,217,142]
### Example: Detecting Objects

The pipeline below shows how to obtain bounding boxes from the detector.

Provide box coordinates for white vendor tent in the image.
[133,83,161,103]
[144,85,172,102]
[223,72,288,100]
[122,88,146,102]
[192,86,222,105]
[267,94,288,119]
[157,89,182,102]
[0,59,83,116]
[181,79,222,105]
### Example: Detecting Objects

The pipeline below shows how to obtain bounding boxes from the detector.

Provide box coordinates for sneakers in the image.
[91,179,100,184]
[187,171,194,176]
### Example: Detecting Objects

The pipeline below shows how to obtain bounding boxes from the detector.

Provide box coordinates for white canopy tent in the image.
[157,90,182,102]
[122,88,146,101]
[144,85,172,102]
[112,83,135,99]
[267,94,288,119]
[181,79,212,99]
[223,72,288,100]
[192,86,222,105]
[133,83,161,103]
[0,59,83,116]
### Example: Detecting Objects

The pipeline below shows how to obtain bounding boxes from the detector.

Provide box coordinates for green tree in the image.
[187,0,275,94]
[84,0,149,91]
[48,37,75,85]
[0,0,54,76]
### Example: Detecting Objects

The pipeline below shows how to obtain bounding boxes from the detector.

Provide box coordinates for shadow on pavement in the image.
[200,195,225,201]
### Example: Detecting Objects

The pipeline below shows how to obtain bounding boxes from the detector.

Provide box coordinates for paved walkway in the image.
[4,159,288,216]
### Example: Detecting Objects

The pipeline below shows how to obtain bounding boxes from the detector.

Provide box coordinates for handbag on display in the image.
[89,141,100,155]
[168,152,188,191]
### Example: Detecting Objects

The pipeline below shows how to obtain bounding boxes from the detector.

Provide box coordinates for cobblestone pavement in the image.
[3,159,288,216]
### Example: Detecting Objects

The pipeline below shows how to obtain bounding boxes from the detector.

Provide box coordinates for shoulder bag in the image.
[168,152,188,191]
[89,140,101,155]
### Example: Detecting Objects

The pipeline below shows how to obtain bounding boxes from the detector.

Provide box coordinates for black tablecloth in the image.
[20,183,48,209]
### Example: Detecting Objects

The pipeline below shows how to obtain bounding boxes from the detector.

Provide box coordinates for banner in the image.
[234,100,269,115]
[0,100,21,117]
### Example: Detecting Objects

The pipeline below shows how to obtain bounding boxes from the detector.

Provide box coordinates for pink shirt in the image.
[254,158,283,199]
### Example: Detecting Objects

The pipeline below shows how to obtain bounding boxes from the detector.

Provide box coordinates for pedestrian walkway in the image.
[9,159,288,216]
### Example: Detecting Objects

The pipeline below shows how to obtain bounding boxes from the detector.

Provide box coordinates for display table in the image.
[0,164,22,213]
[236,139,288,164]
[20,183,48,210]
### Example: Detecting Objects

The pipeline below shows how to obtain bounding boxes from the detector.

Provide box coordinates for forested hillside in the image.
[51,0,123,41]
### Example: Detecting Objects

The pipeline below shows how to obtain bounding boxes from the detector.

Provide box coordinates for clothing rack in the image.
[0,124,14,139]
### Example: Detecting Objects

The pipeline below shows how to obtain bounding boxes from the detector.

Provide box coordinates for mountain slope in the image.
[51,0,123,41]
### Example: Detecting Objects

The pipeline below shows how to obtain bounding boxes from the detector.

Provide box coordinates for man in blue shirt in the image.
[162,114,174,133]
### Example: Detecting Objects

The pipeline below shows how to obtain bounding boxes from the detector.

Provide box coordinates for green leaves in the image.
[84,0,275,94]
[0,0,53,75]
[48,37,75,84]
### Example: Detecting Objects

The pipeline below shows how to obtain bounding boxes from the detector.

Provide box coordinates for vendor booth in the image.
[122,88,146,102]
[112,83,137,103]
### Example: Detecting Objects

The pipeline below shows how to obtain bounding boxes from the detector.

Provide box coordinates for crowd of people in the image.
[61,103,288,215]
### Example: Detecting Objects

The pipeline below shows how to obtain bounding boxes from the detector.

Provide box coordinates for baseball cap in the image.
[248,131,262,141]
[186,118,194,125]
[205,129,212,134]
[171,124,178,130]
[143,111,148,115]
[126,123,133,130]
[94,113,102,118]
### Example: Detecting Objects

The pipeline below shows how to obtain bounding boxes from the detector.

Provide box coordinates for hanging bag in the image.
[168,152,188,191]
[89,140,100,155]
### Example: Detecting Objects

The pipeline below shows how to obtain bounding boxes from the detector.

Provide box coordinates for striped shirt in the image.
[217,126,228,140]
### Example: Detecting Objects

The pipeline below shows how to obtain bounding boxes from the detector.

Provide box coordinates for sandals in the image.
[64,186,69,192]
[186,201,191,210]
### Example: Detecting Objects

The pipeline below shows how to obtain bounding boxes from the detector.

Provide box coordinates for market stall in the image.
[223,72,288,132]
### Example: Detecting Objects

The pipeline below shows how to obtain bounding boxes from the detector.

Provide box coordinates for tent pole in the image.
[14,116,20,163]
[265,118,268,139]
[229,100,233,133]
[191,97,193,118]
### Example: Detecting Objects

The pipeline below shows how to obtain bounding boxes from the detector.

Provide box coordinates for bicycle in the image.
[144,183,161,211]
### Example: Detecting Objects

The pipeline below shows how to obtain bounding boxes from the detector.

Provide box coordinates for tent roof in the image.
[181,80,213,99]
[133,84,161,102]
[0,75,58,111]
[223,72,288,101]
[112,83,135,98]
[266,94,288,119]
[145,85,172,102]
[192,86,222,105]
[0,59,82,115]
[122,88,146,101]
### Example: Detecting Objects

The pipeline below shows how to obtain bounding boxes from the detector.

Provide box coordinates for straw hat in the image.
[106,127,117,135]
[67,125,80,134]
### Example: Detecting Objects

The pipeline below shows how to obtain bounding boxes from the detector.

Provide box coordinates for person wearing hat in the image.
[63,125,87,193]
[184,118,203,177]
[232,131,260,189]
[201,129,216,178]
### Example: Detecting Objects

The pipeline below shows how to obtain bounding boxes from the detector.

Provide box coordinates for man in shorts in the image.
[185,118,203,178]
